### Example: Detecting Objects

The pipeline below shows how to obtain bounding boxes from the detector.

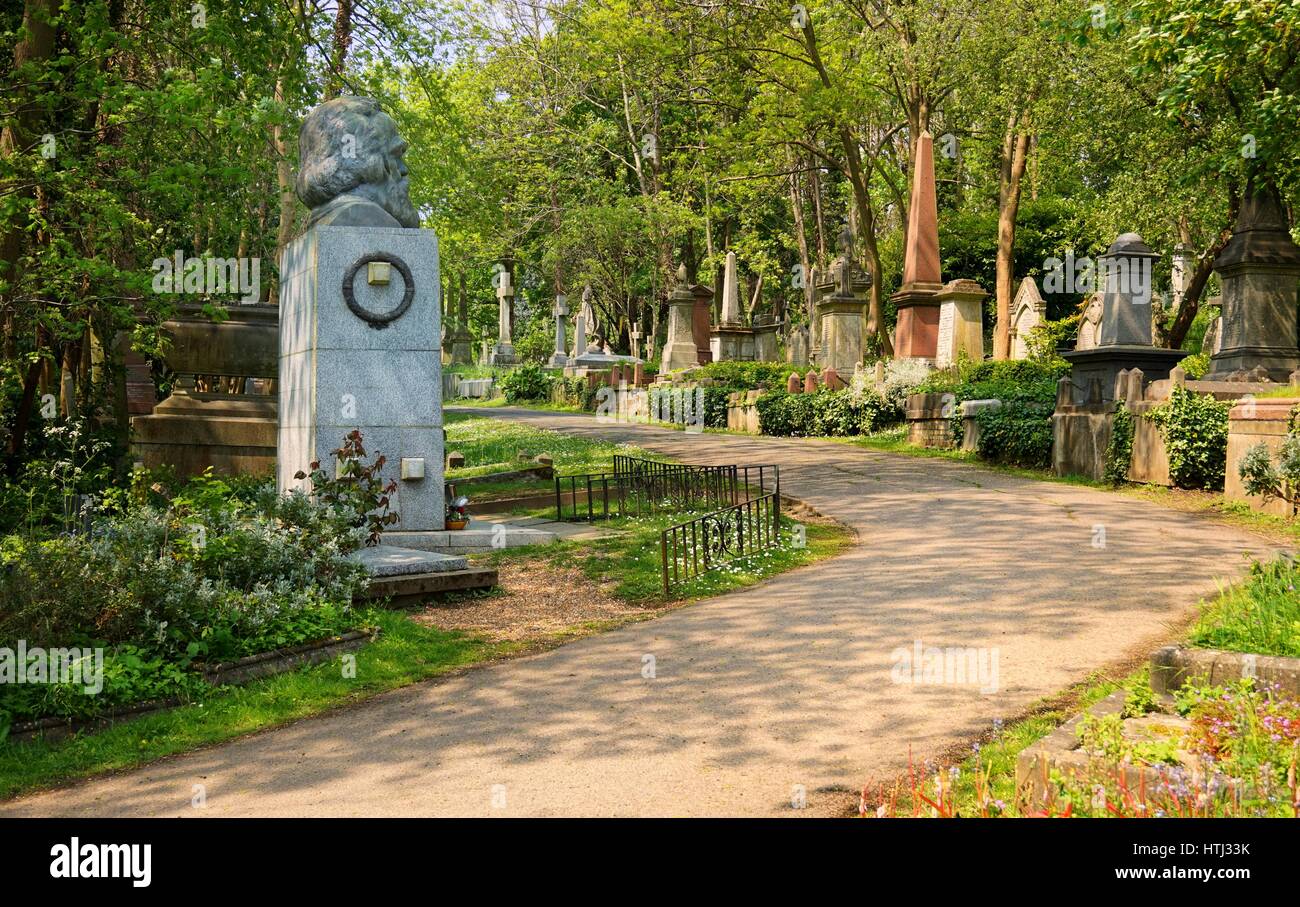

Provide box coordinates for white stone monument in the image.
[1010,276,1047,360]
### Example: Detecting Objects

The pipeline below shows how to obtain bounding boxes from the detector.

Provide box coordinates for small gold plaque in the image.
[367,261,391,286]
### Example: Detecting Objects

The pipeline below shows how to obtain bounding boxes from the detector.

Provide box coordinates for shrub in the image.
[294,430,399,546]
[756,388,893,438]
[973,400,1055,468]
[1104,403,1135,484]
[686,361,788,390]
[501,364,553,403]
[1177,352,1211,379]
[1147,385,1231,490]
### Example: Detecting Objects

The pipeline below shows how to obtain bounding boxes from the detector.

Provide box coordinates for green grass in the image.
[0,609,511,800]
[480,512,853,605]
[1189,556,1300,656]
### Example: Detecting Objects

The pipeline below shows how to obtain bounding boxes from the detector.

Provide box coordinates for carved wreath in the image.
[342,253,415,329]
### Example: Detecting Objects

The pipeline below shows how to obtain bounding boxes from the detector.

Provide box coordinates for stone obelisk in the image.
[891,131,944,361]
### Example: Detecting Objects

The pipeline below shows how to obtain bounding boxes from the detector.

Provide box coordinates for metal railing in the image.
[659,492,781,594]
[555,456,778,521]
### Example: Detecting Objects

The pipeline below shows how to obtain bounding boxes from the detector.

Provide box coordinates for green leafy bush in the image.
[756,388,893,437]
[1178,352,1211,379]
[690,361,790,390]
[1147,385,1231,489]
[1104,404,1135,484]
[972,401,1056,468]
[501,364,554,403]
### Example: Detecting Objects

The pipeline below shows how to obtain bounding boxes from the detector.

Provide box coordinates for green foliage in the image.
[0,467,368,727]
[1024,313,1080,366]
[1191,556,1300,657]
[972,401,1055,468]
[500,364,554,403]
[294,430,400,547]
[756,388,894,438]
[1178,352,1211,379]
[1147,385,1231,489]
[689,361,790,390]
[1104,404,1135,485]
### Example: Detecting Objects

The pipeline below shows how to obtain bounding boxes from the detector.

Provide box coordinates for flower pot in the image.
[445,518,469,531]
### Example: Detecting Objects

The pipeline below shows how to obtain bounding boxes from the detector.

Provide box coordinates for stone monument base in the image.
[1062,345,1185,406]
[710,324,755,362]
[131,392,276,477]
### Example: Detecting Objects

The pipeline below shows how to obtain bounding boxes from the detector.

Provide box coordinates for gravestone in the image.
[710,250,754,361]
[661,265,700,371]
[933,279,986,368]
[489,268,516,366]
[1075,293,1102,350]
[548,295,568,368]
[1061,232,1183,404]
[786,324,809,366]
[815,227,872,374]
[1206,183,1300,381]
[891,131,943,360]
[1010,277,1047,360]
[448,277,474,365]
[278,96,444,531]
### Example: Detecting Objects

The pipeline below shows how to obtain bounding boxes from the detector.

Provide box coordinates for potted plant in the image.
[445,495,470,530]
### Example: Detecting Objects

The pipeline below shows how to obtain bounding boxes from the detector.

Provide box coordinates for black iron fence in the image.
[659,492,781,594]
[554,456,778,522]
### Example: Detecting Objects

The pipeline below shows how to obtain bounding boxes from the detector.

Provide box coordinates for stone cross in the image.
[630,322,642,360]
[550,295,568,365]
[496,270,513,344]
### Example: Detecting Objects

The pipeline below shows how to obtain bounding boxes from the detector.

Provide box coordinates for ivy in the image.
[1104,403,1135,485]
[1147,385,1231,490]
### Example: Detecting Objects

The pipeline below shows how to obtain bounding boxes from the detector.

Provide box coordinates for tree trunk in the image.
[994,115,1030,360]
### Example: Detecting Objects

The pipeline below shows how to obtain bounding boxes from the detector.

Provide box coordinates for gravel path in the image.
[0,408,1274,817]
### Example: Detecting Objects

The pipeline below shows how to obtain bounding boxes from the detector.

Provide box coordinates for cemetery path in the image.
[1,408,1278,818]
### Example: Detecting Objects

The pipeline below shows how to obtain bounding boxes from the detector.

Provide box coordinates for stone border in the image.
[1014,689,1240,809]
[8,629,377,743]
[1150,644,1300,698]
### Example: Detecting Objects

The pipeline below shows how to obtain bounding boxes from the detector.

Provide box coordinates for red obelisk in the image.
[891,131,943,359]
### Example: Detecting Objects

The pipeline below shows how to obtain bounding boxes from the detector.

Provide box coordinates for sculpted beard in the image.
[384,158,419,228]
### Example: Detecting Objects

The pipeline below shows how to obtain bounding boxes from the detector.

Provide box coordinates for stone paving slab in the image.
[0,408,1277,818]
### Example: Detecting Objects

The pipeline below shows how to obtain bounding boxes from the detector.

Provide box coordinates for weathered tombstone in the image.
[1075,293,1102,351]
[548,294,568,368]
[1009,276,1047,360]
[786,324,809,366]
[1202,313,1224,355]
[815,226,872,374]
[933,279,987,368]
[891,130,943,360]
[786,371,801,394]
[1206,182,1300,381]
[803,371,818,394]
[278,96,444,530]
[1061,233,1183,404]
[661,265,700,371]
[449,276,474,365]
[630,322,643,361]
[822,367,844,391]
[489,267,516,366]
[446,451,465,469]
[1170,242,1194,319]
[710,250,754,361]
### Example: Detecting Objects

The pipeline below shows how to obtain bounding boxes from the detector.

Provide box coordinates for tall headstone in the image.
[1009,276,1047,360]
[891,131,943,360]
[1061,232,1183,403]
[448,275,474,365]
[815,227,872,374]
[579,285,597,353]
[548,295,569,368]
[278,96,443,530]
[1206,182,1300,381]
[629,322,643,361]
[662,265,701,372]
[786,325,809,366]
[933,279,986,368]
[711,250,755,361]
[489,268,516,366]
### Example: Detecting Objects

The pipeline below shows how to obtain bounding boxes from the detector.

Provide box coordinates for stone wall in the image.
[905,392,955,448]
[1224,396,1300,517]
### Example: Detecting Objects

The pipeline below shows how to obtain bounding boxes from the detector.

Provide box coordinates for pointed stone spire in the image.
[721,250,741,324]
[902,130,941,287]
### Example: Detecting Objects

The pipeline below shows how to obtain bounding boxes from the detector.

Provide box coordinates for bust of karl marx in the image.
[295,96,420,230]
